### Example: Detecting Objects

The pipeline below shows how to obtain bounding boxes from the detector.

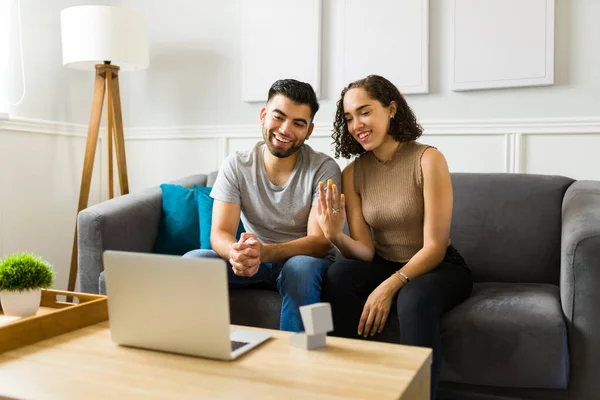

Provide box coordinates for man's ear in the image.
[259,107,267,124]
[305,122,315,140]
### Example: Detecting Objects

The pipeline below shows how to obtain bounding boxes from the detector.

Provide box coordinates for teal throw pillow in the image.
[154,184,199,255]
[195,186,245,249]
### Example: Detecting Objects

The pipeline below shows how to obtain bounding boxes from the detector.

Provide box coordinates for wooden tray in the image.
[0,289,108,353]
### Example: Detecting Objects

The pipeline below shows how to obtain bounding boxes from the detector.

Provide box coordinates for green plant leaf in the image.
[0,252,55,291]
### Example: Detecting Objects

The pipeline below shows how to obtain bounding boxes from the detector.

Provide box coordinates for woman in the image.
[317,75,472,399]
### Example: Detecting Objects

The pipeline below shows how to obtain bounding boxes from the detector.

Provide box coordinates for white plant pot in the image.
[0,288,42,317]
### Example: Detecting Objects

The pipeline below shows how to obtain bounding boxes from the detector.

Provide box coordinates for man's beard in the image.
[262,127,304,159]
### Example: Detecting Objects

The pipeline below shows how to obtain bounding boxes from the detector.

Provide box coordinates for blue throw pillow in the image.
[195,186,245,250]
[154,184,200,255]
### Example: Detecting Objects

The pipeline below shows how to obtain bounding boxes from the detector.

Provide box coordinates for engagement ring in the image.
[332,208,340,214]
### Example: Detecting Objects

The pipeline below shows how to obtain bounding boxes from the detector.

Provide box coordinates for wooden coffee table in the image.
[0,322,431,399]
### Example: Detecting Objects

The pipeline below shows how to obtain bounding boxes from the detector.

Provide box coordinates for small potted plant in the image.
[0,252,55,317]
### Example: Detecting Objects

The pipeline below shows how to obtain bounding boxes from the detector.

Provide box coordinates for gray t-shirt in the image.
[210,141,341,245]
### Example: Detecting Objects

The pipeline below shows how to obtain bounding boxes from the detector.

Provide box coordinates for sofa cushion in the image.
[229,288,281,329]
[440,282,569,389]
[450,173,574,284]
[195,186,245,250]
[153,184,199,255]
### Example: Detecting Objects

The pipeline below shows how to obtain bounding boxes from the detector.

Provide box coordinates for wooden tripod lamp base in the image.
[67,64,130,293]
[61,4,149,294]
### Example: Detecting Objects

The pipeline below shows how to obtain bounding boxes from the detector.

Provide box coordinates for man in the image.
[184,79,341,332]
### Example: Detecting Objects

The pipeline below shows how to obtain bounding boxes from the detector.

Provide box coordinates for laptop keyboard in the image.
[231,340,249,352]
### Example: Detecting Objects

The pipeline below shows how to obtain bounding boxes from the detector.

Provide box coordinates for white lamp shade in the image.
[61,6,149,71]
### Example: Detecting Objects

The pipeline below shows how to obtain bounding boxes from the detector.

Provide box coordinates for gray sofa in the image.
[78,172,600,400]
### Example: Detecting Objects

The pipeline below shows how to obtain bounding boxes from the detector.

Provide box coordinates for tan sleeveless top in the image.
[354,141,431,262]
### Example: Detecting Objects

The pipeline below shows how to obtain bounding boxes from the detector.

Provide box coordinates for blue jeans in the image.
[182,249,331,332]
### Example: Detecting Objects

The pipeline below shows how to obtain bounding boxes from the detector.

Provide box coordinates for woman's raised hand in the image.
[316,179,346,242]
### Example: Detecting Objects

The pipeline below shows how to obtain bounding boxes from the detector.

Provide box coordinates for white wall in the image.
[112,0,600,183]
[109,0,600,128]
[0,120,100,291]
[7,0,600,125]
[1,0,599,291]
[0,0,10,117]
[7,0,109,123]
[420,0,600,118]
[1,0,108,291]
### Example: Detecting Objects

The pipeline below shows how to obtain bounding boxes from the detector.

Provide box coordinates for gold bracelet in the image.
[398,271,410,283]
[393,271,407,284]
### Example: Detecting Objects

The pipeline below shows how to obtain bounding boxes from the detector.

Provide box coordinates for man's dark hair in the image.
[332,75,423,159]
[267,79,320,120]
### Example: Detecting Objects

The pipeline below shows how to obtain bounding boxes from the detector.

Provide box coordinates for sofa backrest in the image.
[450,173,574,285]
[171,171,218,188]
[206,171,219,186]
[169,174,209,188]
[196,170,574,285]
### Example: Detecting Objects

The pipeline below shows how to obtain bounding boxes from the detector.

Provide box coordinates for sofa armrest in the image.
[78,187,163,294]
[561,180,600,399]
[77,173,210,294]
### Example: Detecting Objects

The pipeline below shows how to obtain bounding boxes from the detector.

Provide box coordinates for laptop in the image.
[102,250,271,360]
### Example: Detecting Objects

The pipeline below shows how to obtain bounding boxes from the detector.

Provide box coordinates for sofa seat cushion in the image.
[229,288,281,330]
[440,282,569,389]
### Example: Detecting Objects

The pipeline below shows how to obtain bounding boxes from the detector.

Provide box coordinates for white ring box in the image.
[290,302,334,350]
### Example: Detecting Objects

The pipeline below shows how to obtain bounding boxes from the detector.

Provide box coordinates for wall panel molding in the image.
[0,117,87,137]
[451,0,555,91]
[2,116,599,179]
[343,0,429,94]
[3,116,599,138]
[241,0,322,101]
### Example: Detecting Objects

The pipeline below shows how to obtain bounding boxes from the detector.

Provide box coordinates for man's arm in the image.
[261,206,331,262]
[210,200,241,259]
[210,199,260,274]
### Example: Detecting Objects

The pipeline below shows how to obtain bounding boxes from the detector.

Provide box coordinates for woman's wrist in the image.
[329,231,346,248]
[388,274,406,292]
[380,276,402,295]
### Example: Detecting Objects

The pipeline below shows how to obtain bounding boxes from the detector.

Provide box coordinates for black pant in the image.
[321,245,473,400]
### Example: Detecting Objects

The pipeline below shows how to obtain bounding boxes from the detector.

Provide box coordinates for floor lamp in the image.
[61,6,149,293]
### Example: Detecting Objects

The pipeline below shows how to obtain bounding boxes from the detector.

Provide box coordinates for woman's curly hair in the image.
[332,75,423,159]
